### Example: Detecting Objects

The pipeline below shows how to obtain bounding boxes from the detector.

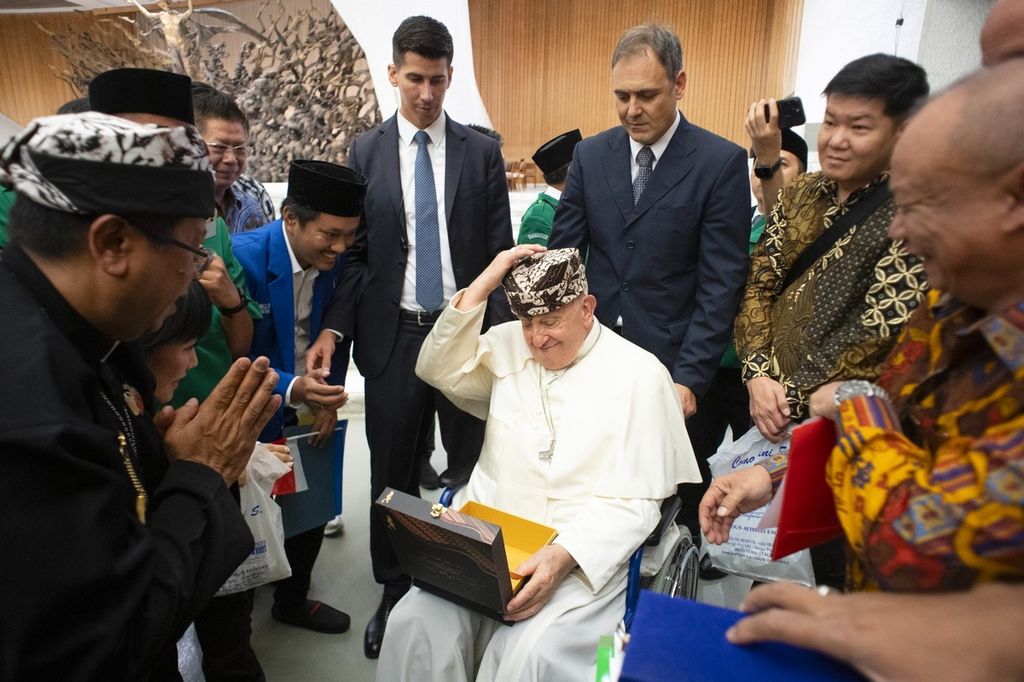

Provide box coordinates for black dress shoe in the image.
[364,590,404,659]
[438,466,473,490]
[419,459,440,491]
[699,553,728,581]
[272,599,350,633]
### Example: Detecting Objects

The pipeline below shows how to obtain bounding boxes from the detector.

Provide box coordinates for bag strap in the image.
[779,181,892,292]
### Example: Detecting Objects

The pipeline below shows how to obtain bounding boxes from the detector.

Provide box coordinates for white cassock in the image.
[375,291,700,682]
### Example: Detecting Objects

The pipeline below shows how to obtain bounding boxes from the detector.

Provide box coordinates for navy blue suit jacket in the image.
[320,114,513,380]
[549,115,750,396]
[232,220,351,440]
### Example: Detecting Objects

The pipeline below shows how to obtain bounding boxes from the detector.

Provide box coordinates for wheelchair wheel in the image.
[646,526,700,601]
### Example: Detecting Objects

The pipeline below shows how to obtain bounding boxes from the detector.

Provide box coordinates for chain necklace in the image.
[99,389,148,524]
[537,324,602,461]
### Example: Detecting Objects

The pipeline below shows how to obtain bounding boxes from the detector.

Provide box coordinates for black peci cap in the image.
[89,68,195,125]
[287,160,367,217]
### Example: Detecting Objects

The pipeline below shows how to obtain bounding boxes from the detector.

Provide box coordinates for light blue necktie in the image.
[413,130,444,311]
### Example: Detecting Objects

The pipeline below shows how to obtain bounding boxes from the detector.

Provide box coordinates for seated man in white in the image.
[376,246,700,682]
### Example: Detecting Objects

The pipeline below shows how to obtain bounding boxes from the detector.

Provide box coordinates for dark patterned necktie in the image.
[413,130,443,311]
[632,145,654,206]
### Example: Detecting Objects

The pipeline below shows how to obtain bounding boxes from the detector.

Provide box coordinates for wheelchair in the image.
[436,489,700,632]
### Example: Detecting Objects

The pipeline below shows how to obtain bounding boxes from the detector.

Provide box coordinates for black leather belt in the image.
[399,308,443,326]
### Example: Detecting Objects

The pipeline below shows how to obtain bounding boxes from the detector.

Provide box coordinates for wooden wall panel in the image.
[468,0,804,161]
[1,0,803,164]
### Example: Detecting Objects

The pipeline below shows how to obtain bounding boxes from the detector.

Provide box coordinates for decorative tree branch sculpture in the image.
[45,0,381,180]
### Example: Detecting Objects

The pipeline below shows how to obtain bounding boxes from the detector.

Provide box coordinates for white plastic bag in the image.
[703,426,815,586]
[216,444,292,595]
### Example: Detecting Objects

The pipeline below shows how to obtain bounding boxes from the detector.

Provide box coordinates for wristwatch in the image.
[218,286,250,317]
[834,380,891,406]
[753,157,783,179]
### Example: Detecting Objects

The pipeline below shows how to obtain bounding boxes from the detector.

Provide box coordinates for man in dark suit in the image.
[233,160,365,635]
[305,15,513,658]
[549,23,750,422]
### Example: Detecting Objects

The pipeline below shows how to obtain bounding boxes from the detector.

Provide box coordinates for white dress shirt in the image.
[396,111,457,311]
[628,111,681,183]
[281,221,319,407]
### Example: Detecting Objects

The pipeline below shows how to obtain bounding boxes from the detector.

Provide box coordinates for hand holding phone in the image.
[764,96,806,129]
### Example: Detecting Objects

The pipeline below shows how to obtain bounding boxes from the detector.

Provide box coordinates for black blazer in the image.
[323,114,513,379]
[549,115,751,396]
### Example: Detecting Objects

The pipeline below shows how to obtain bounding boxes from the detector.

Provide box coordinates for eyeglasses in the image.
[136,227,213,277]
[205,142,253,160]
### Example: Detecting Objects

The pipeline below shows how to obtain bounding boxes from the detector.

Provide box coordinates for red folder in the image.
[771,417,844,560]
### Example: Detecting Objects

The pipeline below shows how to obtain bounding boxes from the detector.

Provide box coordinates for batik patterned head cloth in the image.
[503,248,587,318]
[0,111,215,218]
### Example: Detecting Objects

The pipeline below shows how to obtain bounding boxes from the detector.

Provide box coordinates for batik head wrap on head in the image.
[502,248,587,318]
[0,111,215,218]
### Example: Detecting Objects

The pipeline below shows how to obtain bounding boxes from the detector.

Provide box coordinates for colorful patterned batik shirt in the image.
[828,290,1024,591]
[734,171,928,418]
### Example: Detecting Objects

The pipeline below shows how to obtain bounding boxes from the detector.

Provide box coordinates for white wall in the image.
[793,0,928,124]
[917,0,994,91]
[329,2,492,128]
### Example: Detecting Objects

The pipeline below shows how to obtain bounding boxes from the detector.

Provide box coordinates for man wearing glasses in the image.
[0,110,281,680]
[193,88,275,234]
[90,67,266,682]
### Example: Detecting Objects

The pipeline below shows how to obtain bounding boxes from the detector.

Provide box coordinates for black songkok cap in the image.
[287,160,367,217]
[89,68,195,125]
[531,129,582,175]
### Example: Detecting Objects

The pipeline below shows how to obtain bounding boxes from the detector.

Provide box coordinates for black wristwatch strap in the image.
[218,286,249,317]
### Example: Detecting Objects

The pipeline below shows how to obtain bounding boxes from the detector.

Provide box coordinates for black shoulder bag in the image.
[779,181,892,292]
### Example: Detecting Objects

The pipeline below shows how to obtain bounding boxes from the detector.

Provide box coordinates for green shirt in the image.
[0,186,16,249]
[516,192,559,246]
[170,216,261,406]
[720,212,767,369]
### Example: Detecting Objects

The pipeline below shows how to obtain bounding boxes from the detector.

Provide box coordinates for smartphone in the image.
[765,96,806,129]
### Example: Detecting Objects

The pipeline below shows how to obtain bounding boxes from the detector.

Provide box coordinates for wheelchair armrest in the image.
[644,496,682,547]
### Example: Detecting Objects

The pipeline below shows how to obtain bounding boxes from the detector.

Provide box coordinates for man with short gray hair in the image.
[549,23,750,425]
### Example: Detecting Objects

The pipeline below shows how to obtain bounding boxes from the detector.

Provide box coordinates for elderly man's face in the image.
[889,91,1005,306]
[203,118,249,196]
[520,295,596,370]
[612,50,685,146]
[137,216,208,336]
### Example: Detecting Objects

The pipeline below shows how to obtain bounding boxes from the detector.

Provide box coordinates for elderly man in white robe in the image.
[376,245,700,681]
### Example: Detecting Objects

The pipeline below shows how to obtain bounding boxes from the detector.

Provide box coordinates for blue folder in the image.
[277,421,347,538]
[620,591,864,681]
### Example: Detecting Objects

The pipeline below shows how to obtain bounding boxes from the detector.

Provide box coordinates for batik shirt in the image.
[222,175,275,234]
[830,291,1024,591]
[734,171,928,418]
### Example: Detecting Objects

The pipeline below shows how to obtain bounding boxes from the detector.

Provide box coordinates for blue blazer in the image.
[232,220,351,440]
[549,115,751,396]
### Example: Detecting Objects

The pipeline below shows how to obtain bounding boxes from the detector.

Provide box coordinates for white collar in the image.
[397,110,447,147]
[543,186,562,201]
[281,221,306,275]
[628,110,681,165]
